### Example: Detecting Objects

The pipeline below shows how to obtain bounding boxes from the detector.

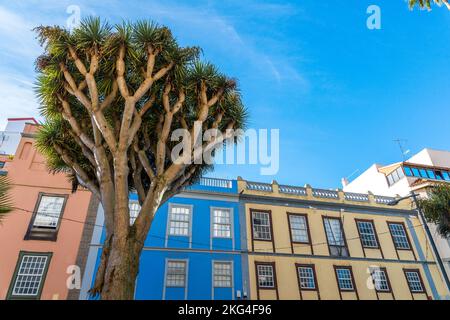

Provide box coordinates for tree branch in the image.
[100,80,118,111]
[53,144,100,199]
[57,94,95,150]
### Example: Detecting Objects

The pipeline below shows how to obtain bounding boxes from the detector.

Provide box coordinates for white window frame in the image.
[213,261,233,288]
[32,195,66,229]
[167,204,192,237]
[9,252,52,299]
[256,264,275,288]
[324,218,345,246]
[335,267,354,291]
[389,222,411,250]
[297,266,316,290]
[252,211,272,241]
[211,207,233,239]
[289,214,310,243]
[405,270,424,293]
[324,217,349,257]
[165,260,187,288]
[357,220,379,248]
[129,200,141,225]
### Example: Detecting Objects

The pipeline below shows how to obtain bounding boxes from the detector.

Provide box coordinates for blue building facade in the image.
[79,178,248,300]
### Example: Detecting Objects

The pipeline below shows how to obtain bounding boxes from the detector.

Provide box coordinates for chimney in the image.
[341,177,349,188]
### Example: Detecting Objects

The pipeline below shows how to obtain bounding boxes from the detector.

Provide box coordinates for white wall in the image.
[408,148,450,168]
[0,119,33,155]
[343,164,392,195]
[344,148,450,283]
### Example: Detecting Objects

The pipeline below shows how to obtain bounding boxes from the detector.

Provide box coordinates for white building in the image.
[343,148,450,280]
[0,118,39,155]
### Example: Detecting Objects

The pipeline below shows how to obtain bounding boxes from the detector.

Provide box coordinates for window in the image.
[419,168,428,178]
[8,252,52,299]
[386,167,405,186]
[168,205,191,236]
[443,171,450,181]
[166,261,187,287]
[252,211,272,241]
[411,167,420,177]
[32,195,65,229]
[427,169,436,179]
[323,217,348,256]
[129,201,141,225]
[256,263,275,288]
[25,194,67,241]
[212,208,232,238]
[435,170,444,180]
[335,267,354,291]
[297,265,317,290]
[213,262,232,288]
[0,161,5,169]
[404,269,425,293]
[370,268,391,292]
[356,220,379,248]
[289,214,310,243]
[387,175,394,186]
[388,222,411,250]
[405,166,450,181]
[403,166,413,177]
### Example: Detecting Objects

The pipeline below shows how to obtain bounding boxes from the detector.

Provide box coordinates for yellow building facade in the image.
[238,179,450,300]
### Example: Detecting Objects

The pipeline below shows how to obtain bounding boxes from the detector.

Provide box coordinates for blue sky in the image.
[0,0,449,189]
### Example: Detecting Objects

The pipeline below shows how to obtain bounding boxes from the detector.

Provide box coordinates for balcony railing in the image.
[198,177,233,189]
[243,180,398,206]
[246,181,273,192]
[279,185,307,196]
[312,188,339,199]
[344,192,369,202]
[374,195,395,205]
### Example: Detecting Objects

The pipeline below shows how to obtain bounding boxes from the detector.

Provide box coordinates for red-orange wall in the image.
[0,124,93,300]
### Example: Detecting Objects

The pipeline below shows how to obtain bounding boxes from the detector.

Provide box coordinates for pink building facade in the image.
[0,120,98,300]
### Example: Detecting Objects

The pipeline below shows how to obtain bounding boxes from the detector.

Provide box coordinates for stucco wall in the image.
[0,127,93,300]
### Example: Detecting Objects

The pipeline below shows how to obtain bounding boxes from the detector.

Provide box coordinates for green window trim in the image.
[6,251,53,300]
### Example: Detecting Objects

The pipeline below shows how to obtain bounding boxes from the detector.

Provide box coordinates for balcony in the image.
[184,177,237,193]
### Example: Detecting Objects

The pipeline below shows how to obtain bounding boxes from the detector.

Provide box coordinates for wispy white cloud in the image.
[0,74,40,130]
[0,6,41,60]
[0,0,309,129]
[96,0,307,85]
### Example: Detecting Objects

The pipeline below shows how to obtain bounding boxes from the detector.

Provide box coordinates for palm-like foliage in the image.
[408,0,450,10]
[34,17,247,299]
[418,184,450,238]
[0,176,12,221]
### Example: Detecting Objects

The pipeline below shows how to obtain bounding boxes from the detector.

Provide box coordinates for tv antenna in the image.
[393,139,410,161]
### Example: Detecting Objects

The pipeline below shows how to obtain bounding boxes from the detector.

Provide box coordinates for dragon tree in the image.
[35,17,247,300]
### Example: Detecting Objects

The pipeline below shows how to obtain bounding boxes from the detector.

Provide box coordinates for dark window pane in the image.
[329,245,349,257]
[435,171,444,180]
